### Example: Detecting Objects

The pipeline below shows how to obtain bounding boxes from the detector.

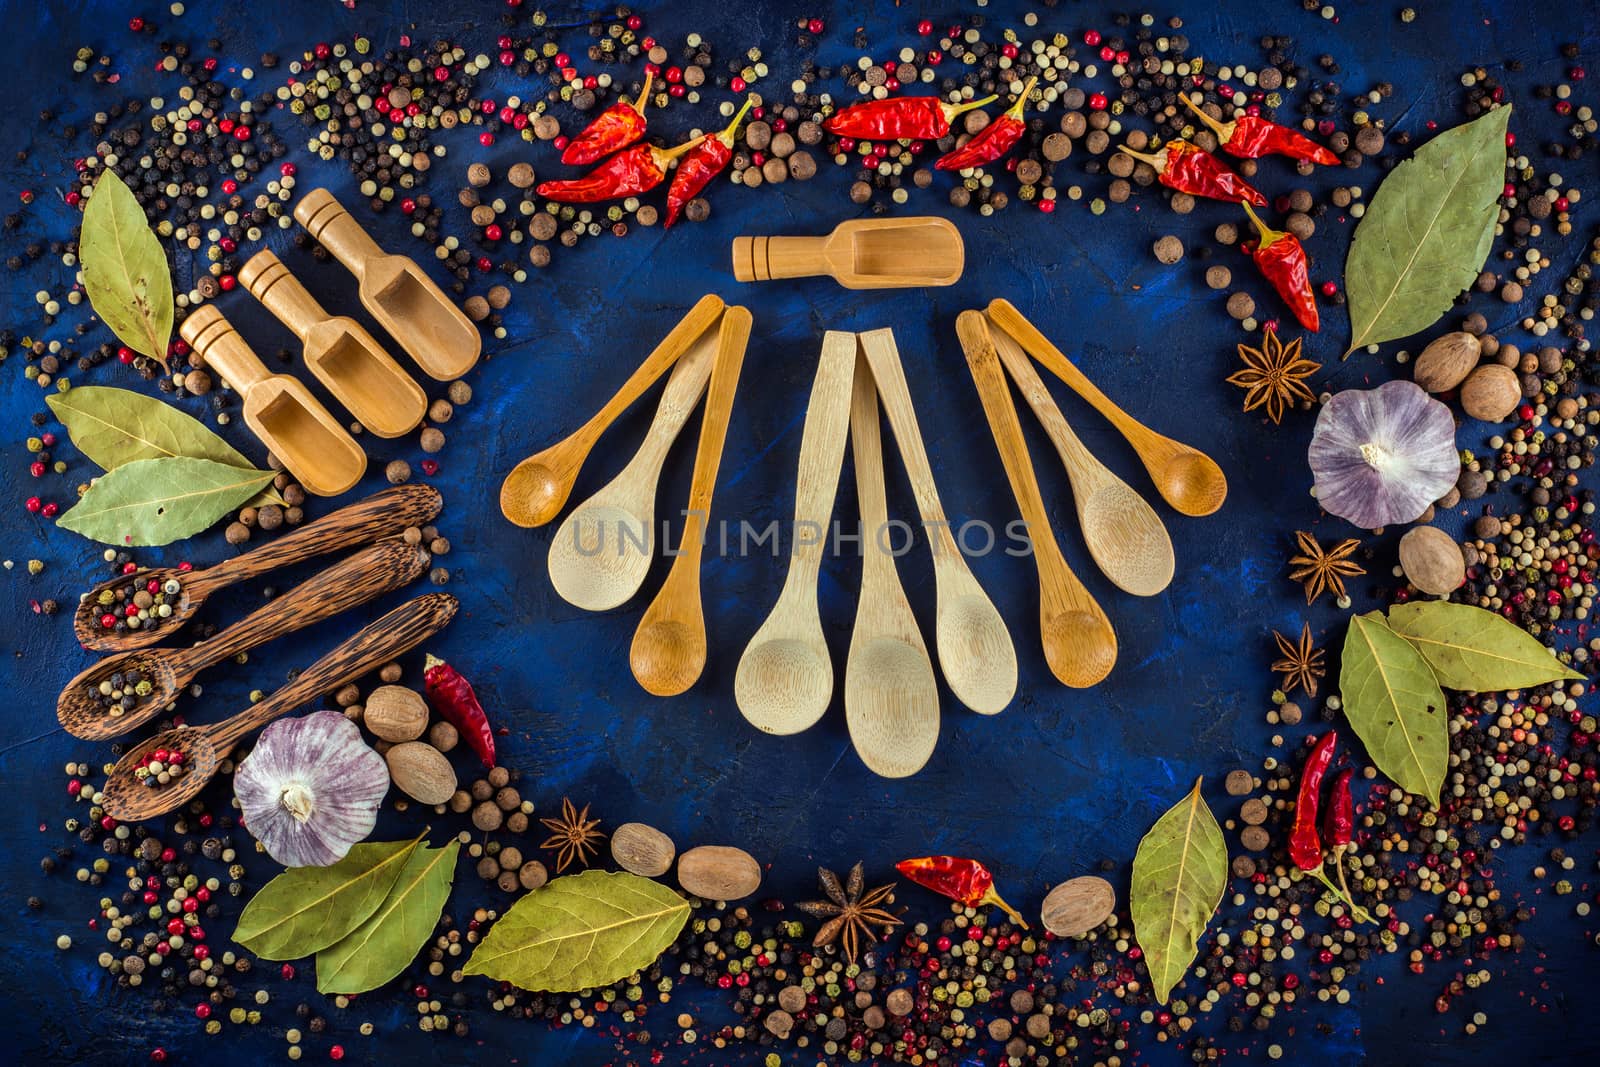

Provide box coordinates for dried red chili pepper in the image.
[536,134,707,204]
[561,71,653,167]
[1240,201,1320,332]
[1321,768,1375,923]
[664,95,755,229]
[825,91,997,141]
[1290,731,1338,873]
[423,654,495,768]
[895,856,1027,928]
[1117,140,1267,207]
[1180,95,1339,166]
[935,76,1037,172]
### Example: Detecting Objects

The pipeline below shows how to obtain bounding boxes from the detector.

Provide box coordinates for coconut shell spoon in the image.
[58,540,430,741]
[72,484,442,652]
[630,306,753,697]
[985,298,1228,517]
[957,311,1117,688]
[100,592,458,823]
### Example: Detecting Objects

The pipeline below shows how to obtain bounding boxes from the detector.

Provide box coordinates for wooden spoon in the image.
[856,327,1017,715]
[58,540,429,741]
[731,217,964,290]
[844,353,940,778]
[72,485,442,652]
[500,294,725,528]
[100,592,458,823]
[986,298,1227,517]
[294,188,479,380]
[239,249,426,438]
[987,320,1175,597]
[547,327,718,611]
[734,330,856,734]
[956,311,1117,688]
[630,306,753,697]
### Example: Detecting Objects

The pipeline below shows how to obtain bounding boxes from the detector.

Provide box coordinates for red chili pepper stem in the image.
[978,883,1028,929]
[713,94,756,149]
[1000,75,1038,120]
[631,67,654,114]
[942,93,999,124]
[1239,200,1287,252]
[1179,93,1237,144]
[1116,145,1168,172]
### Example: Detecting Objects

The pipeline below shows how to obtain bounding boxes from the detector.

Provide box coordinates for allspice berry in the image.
[1398,525,1466,595]
[1152,235,1184,264]
[385,460,412,485]
[1459,363,1520,421]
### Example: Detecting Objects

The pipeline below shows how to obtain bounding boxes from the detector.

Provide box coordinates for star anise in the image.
[1272,621,1325,698]
[795,862,902,965]
[1287,530,1365,605]
[1226,328,1320,425]
[539,797,605,873]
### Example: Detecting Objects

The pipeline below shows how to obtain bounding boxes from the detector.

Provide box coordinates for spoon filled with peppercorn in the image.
[71,484,442,652]
[58,540,430,741]
[101,592,459,823]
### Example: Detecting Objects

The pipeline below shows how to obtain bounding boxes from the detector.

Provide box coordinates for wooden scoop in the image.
[100,592,458,823]
[239,249,426,438]
[71,485,442,652]
[501,294,725,528]
[629,306,753,697]
[294,188,479,381]
[181,304,366,497]
[57,540,429,741]
[734,330,856,735]
[986,298,1228,517]
[956,311,1117,688]
[731,217,964,290]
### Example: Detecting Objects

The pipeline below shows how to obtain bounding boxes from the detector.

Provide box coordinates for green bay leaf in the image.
[316,839,458,995]
[1343,105,1511,357]
[463,870,690,993]
[1386,601,1582,690]
[234,837,423,961]
[1340,612,1449,804]
[55,456,276,547]
[80,169,174,367]
[1129,778,1227,1006]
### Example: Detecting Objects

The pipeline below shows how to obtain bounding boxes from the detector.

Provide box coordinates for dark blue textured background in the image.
[3,1,1597,1064]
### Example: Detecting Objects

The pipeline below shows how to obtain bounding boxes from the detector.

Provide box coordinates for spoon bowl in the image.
[57,654,181,740]
[500,457,573,529]
[100,726,218,823]
[1157,450,1229,518]
[548,503,654,611]
[1042,608,1118,689]
[1077,482,1176,597]
[934,591,1019,715]
[845,637,940,778]
[73,567,196,649]
[630,617,707,697]
[735,635,833,734]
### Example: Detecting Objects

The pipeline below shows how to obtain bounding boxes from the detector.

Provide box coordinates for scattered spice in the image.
[538,798,605,873]
[795,861,902,965]
[1240,201,1320,332]
[1226,327,1319,424]
[1117,140,1267,206]
[1271,621,1326,698]
[1288,530,1367,605]
[133,745,187,788]
[895,856,1026,928]
[422,655,494,768]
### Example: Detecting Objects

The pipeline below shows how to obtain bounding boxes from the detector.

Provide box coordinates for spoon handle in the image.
[783,331,857,580]
[239,249,328,340]
[209,592,459,752]
[667,306,753,573]
[849,352,896,584]
[622,326,719,477]
[987,321,1102,486]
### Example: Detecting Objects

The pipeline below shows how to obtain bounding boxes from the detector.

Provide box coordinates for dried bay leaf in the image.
[1343,105,1511,357]
[464,870,690,993]
[1130,778,1226,1005]
[80,169,174,367]
[234,837,423,960]
[56,456,276,547]
[316,839,459,995]
[1340,612,1448,804]
[1386,601,1582,691]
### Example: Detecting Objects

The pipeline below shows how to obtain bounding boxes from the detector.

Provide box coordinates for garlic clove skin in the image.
[1309,380,1458,530]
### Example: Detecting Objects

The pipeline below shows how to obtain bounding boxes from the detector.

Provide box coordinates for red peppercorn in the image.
[30,461,45,478]
[1089,92,1108,110]
[479,131,495,147]
[281,963,296,980]
[25,496,42,514]
[194,1003,210,1020]
[807,18,824,34]
[150,1050,167,1063]
[484,224,503,241]
[916,19,933,34]
[730,76,747,93]
[330,1048,345,1062]
[41,502,59,519]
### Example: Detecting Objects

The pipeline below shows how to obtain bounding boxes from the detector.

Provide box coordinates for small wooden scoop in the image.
[58,540,429,741]
[239,249,426,438]
[100,592,458,823]
[731,217,964,290]
[71,484,442,652]
[181,304,366,497]
[294,188,479,381]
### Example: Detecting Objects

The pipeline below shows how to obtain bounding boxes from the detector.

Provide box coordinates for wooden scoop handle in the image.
[731,236,828,283]
[294,188,385,275]
[180,305,269,391]
[210,592,458,752]
[240,249,328,339]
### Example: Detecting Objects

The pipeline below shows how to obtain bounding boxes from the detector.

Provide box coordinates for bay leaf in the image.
[1340,612,1448,804]
[1386,601,1582,691]
[316,839,458,995]
[464,870,690,993]
[234,837,423,960]
[1129,778,1227,1005]
[55,456,276,547]
[80,169,174,367]
[1343,105,1511,357]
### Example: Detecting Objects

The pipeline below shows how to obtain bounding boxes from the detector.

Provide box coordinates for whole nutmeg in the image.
[385,741,457,805]
[610,822,676,878]
[1413,331,1481,393]
[1459,363,1520,421]
[1398,525,1466,595]
[676,845,761,901]
[363,685,429,742]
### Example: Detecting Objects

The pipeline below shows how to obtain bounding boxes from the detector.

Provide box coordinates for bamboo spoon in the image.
[72,485,442,652]
[294,188,479,380]
[731,217,964,289]
[239,249,426,438]
[734,331,857,734]
[501,294,725,528]
[629,307,753,697]
[957,311,1117,688]
[101,593,458,823]
[547,327,718,611]
[57,541,430,742]
[987,320,1175,597]
[856,327,1017,715]
[986,298,1227,517]
[180,304,366,497]
[844,354,940,778]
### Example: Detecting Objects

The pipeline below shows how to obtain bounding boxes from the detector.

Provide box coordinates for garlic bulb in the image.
[1308,380,1458,529]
